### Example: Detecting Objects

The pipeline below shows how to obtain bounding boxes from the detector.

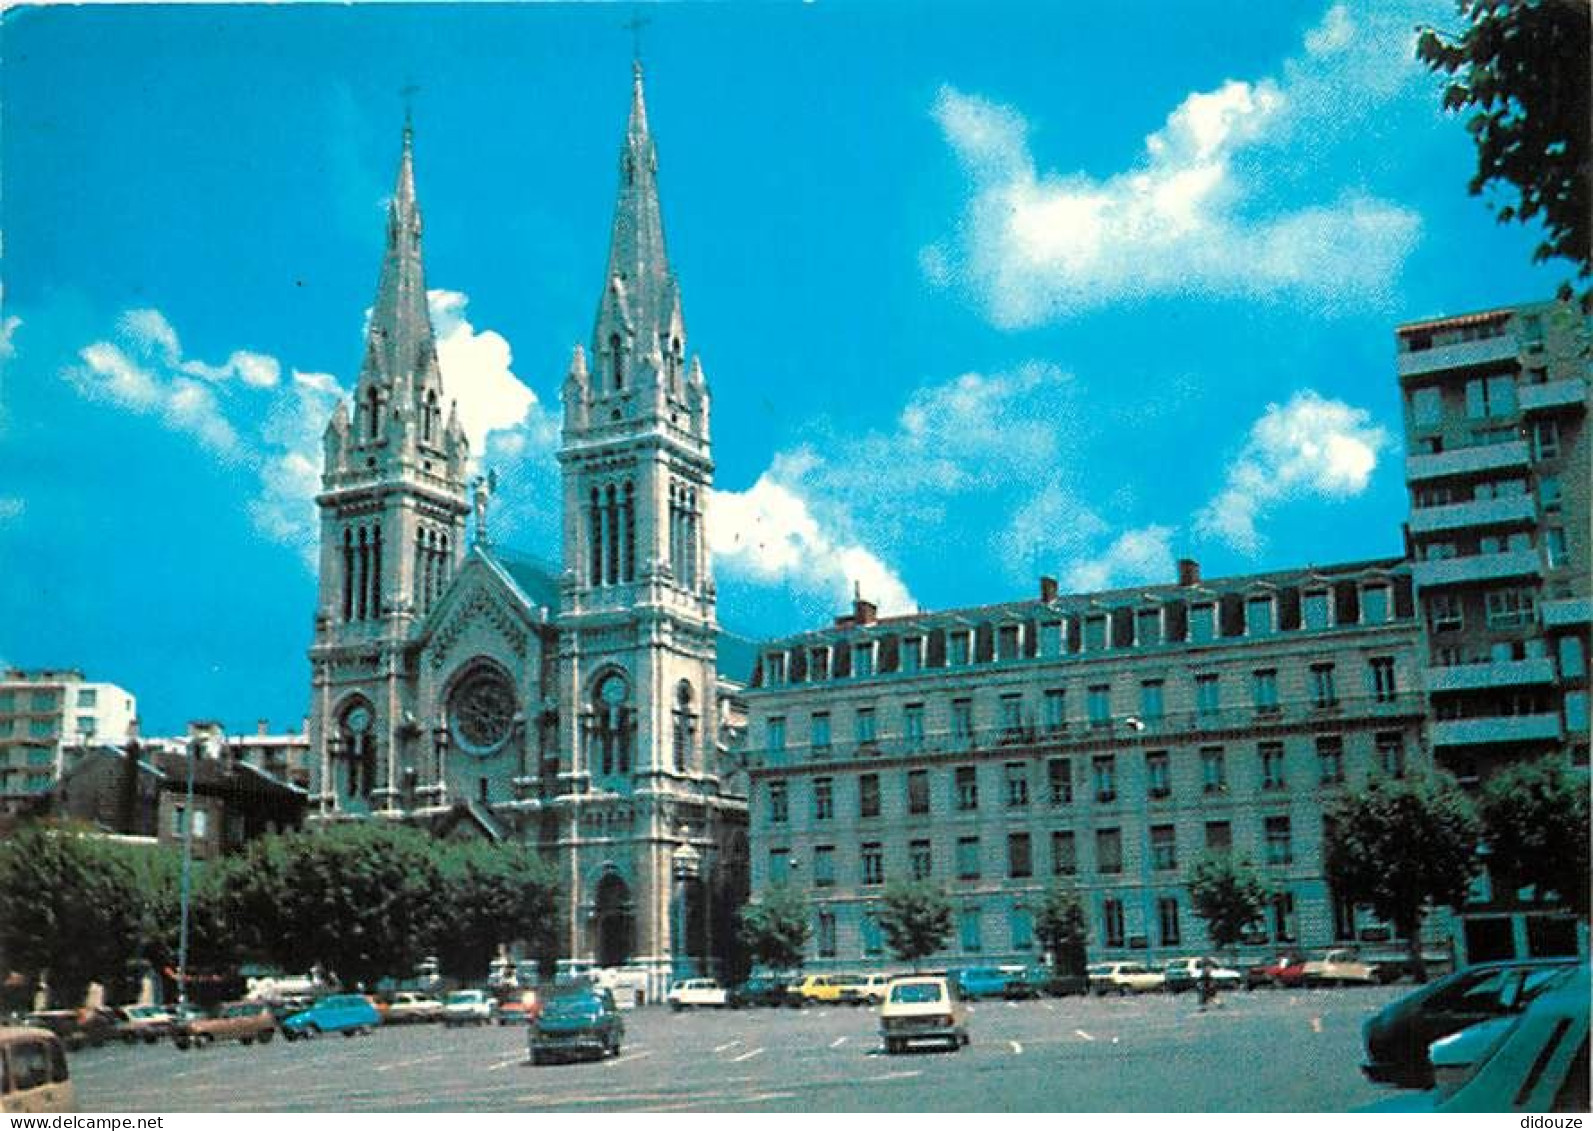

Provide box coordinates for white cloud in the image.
[927,2,1430,325]
[1196,389,1388,554]
[1,314,21,361]
[0,497,23,525]
[428,289,545,457]
[1062,525,1178,593]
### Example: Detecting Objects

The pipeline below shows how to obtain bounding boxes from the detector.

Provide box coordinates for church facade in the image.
[306,69,750,996]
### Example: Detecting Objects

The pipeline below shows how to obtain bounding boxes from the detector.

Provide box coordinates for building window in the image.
[1195,675,1221,720]
[1560,636,1586,681]
[959,907,983,953]
[767,716,786,754]
[814,777,834,820]
[957,835,981,880]
[1096,828,1122,874]
[910,839,933,880]
[768,780,789,823]
[1052,830,1077,875]
[1137,608,1163,647]
[1546,528,1569,569]
[1246,596,1274,636]
[904,703,925,752]
[1139,680,1165,723]
[1205,821,1232,853]
[1087,684,1111,727]
[999,693,1024,738]
[813,845,835,888]
[1485,588,1537,628]
[1375,732,1406,779]
[859,773,881,819]
[950,632,971,666]
[1047,757,1073,805]
[853,642,875,679]
[1310,664,1338,709]
[817,910,837,958]
[901,637,922,674]
[1260,742,1286,791]
[951,698,974,749]
[861,842,884,886]
[1429,593,1464,633]
[855,707,878,748]
[1010,906,1035,951]
[1362,586,1390,624]
[861,912,883,957]
[769,848,790,885]
[1189,604,1215,643]
[1271,891,1298,943]
[1008,832,1032,878]
[811,648,830,681]
[1092,755,1116,803]
[1005,762,1030,807]
[1540,476,1563,513]
[1317,735,1344,785]
[1150,824,1176,871]
[1465,374,1517,418]
[998,624,1022,661]
[1084,616,1108,651]
[1532,420,1560,460]
[1102,899,1125,948]
[1302,590,1331,630]
[907,769,931,816]
[955,765,979,811]
[1146,751,1170,799]
[766,653,787,685]
[1369,657,1397,702]
[1264,816,1293,866]
[1043,689,1066,732]
[1201,746,1226,794]
[1252,669,1280,714]
[811,712,831,757]
[77,688,97,708]
[1157,897,1181,947]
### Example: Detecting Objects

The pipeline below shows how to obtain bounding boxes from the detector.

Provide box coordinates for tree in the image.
[1418,0,1591,276]
[876,880,952,970]
[1033,878,1089,975]
[736,884,811,972]
[432,839,560,979]
[1324,776,1481,983]
[1478,757,1590,918]
[1186,852,1271,954]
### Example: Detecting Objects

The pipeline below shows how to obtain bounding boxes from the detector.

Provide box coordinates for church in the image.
[305,66,752,996]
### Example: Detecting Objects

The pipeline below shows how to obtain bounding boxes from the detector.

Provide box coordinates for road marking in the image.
[867,1069,922,1082]
[830,1036,847,1048]
[713,1039,742,1053]
[731,1046,765,1063]
[1043,1002,1056,1011]
[1311,1016,1323,1033]
[1009,1040,1024,1055]
[1006,1001,1019,1010]
[486,1055,524,1072]
[608,1050,655,1066]
[1074,1029,1095,1042]
[374,1051,452,1074]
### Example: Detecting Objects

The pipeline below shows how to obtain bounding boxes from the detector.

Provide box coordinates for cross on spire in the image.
[623,9,650,71]
[401,81,421,133]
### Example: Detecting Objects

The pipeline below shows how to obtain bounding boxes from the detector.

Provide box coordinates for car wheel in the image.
[531,1050,546,1066]
[1118,987,1129,997]
[241,1036,255,1046]
[885,1038,902,1055]
[175,1037,191,1051]
[259,1029,274,1045]
[304,1024,320,1040]
[960,1031,971,1047]
[343,1027,360,1038]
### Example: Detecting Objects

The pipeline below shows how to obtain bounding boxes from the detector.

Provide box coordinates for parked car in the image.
[879,976,970,1054]
[495,989,542,1026]
[1363,966,1588,1113]
[1086,962,1165,996]
[666,979,729,1010]
[1303,948,1381,987]
[529,983,623,1064]
[114,1005,175,1045]
[442,989,497,1027]
[174,1001,278,1049]
[790,974,864,1007]
[951,967,1015,1001]
[1361,958,1580,1089]
[0,1026,74,1114]
[1003,966,1049,1000]
[385,992,444,1025]
[281,994,380,1040]
[1245,953,1309,990]
[859,973,896,1004]
[728,975,794,1009]
[1163,957,1243,994]
[23,1010,118,1052]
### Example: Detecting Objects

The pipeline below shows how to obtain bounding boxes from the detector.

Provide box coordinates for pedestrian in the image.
[1198,964,1215,1011]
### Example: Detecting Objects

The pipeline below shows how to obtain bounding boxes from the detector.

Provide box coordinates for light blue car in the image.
[281,993,381,1040]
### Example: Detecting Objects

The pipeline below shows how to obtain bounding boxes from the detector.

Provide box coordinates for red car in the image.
[1246,954,1308,990]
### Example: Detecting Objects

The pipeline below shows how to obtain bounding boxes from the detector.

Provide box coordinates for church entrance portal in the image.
[594,872,634,969]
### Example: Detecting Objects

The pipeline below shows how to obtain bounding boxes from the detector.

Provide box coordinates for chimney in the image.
[1177,558,1201,587]
[257,718,270,737]
[1039,575,1059,603]
[850,580,877,626]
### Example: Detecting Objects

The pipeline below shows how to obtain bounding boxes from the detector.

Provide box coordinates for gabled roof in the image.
[485,548,562,615]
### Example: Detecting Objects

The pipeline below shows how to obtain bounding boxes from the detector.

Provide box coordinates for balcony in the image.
[1432,714,1563,747]
[1397,334,1518,378]
[1542,598,1592,628]
[1520,378,1588,414]
[1409,495,1538,535]
[1406,441,1530,483]
[1412,549,1542,589]
[1425,658,1556,693]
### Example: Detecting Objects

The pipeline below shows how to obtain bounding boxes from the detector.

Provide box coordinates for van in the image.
[1,1027,75,1113]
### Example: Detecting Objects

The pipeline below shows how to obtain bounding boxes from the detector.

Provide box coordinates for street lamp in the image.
[176,731,214,1009]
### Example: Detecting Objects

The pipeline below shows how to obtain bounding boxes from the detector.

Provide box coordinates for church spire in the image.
[360,120,442,404]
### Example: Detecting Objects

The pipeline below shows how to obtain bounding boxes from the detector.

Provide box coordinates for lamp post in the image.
[176,732,210,1008]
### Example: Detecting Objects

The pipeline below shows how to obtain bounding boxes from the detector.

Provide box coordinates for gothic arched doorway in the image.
[593,871,634,968]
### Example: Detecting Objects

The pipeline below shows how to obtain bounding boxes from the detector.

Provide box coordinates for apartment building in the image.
[0,669,137,813]
[1396,296,1591,961]
[741,559,1430,970]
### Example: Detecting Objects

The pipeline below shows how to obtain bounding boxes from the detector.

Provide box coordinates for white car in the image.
[1303,949,1380,987]
[666,979,729,1010]
[859,973,895,1005]
[441,989,496,1027]
[1163,957,1243,993]
[386,992,443,1024]
[879,976,969,1054]
[1087,962,1166,995]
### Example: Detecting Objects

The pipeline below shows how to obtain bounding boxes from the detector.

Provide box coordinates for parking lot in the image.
[72,986,1407,1112]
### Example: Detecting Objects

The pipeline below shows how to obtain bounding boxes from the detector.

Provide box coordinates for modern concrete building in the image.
[740,559,1433,970]
[1396,296,1591,961]
[0,669,137,814]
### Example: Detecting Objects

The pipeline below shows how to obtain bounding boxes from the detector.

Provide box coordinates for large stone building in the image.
[741,560,1432,969]
[306,70,750,995]
[0,669,137,814]
[1396,296,1590,961]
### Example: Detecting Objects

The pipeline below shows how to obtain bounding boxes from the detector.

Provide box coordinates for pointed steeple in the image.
[593,63,685,396]
[359,121,443,412]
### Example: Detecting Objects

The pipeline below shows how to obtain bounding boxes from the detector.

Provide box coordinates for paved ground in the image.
[72,986,1410,1112]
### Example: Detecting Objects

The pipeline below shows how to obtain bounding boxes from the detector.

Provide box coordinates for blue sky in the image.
[0,1,1571,734]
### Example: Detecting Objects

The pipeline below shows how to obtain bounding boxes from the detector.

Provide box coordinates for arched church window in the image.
[342,529,355,622]
[339,700,376,799]
[672,679,696,774]
[604,484,620,586]
[622,481,636,582]
[366,387,381,441]
[610,333,625,391]
[593,671,632,776]
[447,666,517,756]
[589,488,603,587]
[424,390,438,444]
[356,527,370,620]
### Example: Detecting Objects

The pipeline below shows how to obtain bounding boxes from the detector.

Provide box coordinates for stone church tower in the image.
[307,75,749,997]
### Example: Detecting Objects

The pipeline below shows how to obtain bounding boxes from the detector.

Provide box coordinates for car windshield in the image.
[223,1004,258,1017]
[889,983,944,1005]
[446,992,481,1004]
